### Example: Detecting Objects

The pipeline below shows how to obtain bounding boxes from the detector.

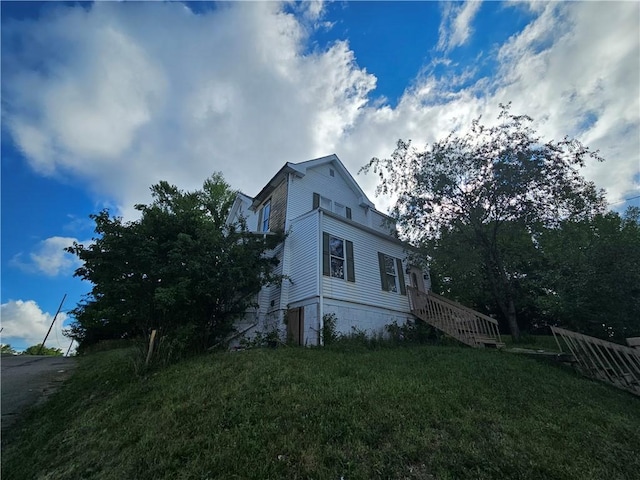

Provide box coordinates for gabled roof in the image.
[225,191,254,226]
[251,154,375,210]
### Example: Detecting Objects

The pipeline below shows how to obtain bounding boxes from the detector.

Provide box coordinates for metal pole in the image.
[37,294,66,355]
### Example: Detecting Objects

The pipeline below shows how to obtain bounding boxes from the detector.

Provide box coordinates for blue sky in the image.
[2,1,639,353]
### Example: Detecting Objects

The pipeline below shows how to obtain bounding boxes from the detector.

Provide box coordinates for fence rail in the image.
[408,287,503,348]
[551,326,640,396]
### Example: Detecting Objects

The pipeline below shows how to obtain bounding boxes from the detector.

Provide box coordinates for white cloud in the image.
[2,1,638,219]
[342,1,639,210]
[2,1,375,220]
[11,236,83,277]
[0,300,70,352]
[437,1,483,52]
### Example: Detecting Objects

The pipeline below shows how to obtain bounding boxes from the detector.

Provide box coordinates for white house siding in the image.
[227,194,259,231]
[286,165,373,224]
[321,213,411,315]
[287,211,319,303]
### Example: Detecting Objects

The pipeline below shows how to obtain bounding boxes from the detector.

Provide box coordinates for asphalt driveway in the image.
[1,355,77,433]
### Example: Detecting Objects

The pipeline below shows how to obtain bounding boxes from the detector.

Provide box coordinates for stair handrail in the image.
[426,291,500,326]
[551,326,640,396]
[407,287,502,347]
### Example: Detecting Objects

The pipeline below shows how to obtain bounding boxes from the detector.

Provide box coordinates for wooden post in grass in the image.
[145,330,157,368]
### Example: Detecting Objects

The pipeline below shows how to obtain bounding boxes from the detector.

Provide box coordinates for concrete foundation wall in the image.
[324,299,413,338]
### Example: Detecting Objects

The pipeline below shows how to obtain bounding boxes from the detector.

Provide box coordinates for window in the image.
[322,233,355,282]
[329,236,345,279]
[258,200,271,232]
[383,255,397,292]
[378,253,406,295]
[313,193,352,219]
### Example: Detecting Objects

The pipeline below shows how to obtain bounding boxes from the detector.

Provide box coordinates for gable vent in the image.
[329,168,335,177]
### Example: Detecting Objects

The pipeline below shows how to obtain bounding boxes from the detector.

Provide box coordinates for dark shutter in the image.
[378,252,388,291]
[322,232,330,276]
[346,207,352,219]
[396,258,406,295]
[257,207,263,232]
[346,240,355,282]
[313,192,320,210]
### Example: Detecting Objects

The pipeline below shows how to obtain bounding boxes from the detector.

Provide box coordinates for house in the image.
[226,154,430,346]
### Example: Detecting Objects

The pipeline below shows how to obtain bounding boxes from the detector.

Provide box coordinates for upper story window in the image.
[259,200,271,232]
[322,232,355,282]
[377,253,406,295]
[313,193,352,219]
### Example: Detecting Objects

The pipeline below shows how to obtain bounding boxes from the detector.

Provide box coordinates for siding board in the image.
[287,212,319,303]
[288,165,393,235]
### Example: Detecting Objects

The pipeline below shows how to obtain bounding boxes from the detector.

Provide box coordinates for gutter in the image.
[318,209,324,346]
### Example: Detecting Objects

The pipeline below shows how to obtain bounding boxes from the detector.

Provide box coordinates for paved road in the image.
[1,355,77,433]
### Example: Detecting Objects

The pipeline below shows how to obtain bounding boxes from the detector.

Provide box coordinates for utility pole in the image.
[37,294,66,355]
[65,339,75,357]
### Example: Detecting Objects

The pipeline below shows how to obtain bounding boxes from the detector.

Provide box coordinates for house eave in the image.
[251,163,302,209]
[320,208,418,251]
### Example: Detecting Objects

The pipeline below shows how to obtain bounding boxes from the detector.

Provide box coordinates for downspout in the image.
[318,208,324,346]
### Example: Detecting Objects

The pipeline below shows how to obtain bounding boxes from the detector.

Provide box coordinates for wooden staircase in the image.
[407,287,504,348]
[551,326,640,396]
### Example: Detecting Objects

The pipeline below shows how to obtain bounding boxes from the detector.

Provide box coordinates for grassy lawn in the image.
[502,334,563,352]
[3,344,639,480]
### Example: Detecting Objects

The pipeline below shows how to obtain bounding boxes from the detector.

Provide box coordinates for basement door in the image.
[287,307,304,346]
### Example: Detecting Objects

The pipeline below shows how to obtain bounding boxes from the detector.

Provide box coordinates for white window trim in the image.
[383,254,399,293]
[329,235,345,280]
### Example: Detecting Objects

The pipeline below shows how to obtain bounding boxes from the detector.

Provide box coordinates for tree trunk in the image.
[507,297,520,342]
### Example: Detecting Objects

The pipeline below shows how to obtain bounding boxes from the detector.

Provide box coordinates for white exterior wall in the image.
[227,195,259,231]
[286,164,394,236]
[321,214,411,314]
[287,166,365,222]
[303,302,319,346]
[287,211,319,303]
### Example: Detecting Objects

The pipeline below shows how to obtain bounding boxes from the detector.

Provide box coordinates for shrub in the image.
[321,313,340,345]
[386,319,437,345]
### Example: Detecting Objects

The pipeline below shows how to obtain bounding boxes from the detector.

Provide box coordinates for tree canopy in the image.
[1,344,17,355]
[23,344,64,356]
[537,207,640,341]
[364,104,607,340]
[66,174,284,353]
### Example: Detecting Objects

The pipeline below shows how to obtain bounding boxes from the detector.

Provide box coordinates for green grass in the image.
[502,334,563,352]
[3,345,639,480]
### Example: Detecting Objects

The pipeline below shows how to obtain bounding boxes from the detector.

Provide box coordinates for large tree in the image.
[363,105,606,340]
[66,174,284,353]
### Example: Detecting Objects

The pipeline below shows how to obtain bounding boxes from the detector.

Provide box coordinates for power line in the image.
[608,194,640,206]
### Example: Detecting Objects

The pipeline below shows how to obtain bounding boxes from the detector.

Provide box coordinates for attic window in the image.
[313,193,351,219]
[329,168,335,177]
